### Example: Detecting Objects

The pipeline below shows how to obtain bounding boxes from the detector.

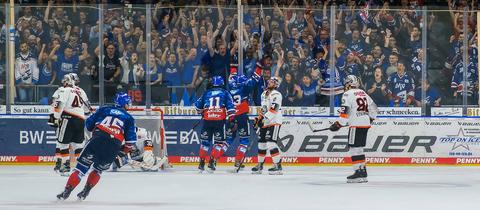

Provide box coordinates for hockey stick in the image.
[233,126,259,173]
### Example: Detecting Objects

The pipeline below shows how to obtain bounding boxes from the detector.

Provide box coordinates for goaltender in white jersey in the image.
[112,127,169,171]
[329,75,378,183]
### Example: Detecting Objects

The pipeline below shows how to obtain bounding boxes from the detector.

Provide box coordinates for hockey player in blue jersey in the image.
[56,92,137,201]
[225,65,261,171]
[194,76,235,173]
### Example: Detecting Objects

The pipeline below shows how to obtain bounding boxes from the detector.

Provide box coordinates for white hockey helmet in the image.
[344,75,360,88]
[61,74,75,87]
[268,77,280,89]
[69,73,80,85]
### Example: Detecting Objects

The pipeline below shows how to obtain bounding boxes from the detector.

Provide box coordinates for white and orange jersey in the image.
[339,88,378,128]
[261,89,283,127]
[51,86,90,120]
[135,127,153,153]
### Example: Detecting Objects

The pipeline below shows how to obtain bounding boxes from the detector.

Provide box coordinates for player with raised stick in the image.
[48,73,91,176]
[252,76,283,175]
[225,64,262,172]
[56,92,137,200]
[194,76,235,173]
[329,75,378,183]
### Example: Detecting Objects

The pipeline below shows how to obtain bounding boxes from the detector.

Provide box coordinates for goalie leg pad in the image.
[142,150,156,169]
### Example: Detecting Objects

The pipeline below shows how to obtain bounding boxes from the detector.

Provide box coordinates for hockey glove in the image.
[329,121,342,132]
[47,113,59,127]
[253,116,264,129]
[123,143,135,154]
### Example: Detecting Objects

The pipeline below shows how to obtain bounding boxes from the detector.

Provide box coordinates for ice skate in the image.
[268,162,283,175]
[198,158,206,173]
[54,159,62,174]
[77,185,93,201]
[347,168,368,183]
[56,185,73,200]
[59,160,71,176]
[251,162,264,174]
[207,158,216,173]
[228,160,246,173]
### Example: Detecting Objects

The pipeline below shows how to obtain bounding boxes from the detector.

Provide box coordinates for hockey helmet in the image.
[228,74,239,89]
[268,77,280,89]
[211,76,224,87]
[114,92,132,108]
[228,74,247,89]
[69,73,80,85]
[344,75,360,88]
[61,74,75,87]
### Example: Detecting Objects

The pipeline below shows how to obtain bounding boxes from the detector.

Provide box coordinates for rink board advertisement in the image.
[1,116,480,165]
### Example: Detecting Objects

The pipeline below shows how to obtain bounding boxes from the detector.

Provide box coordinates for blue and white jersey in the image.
[37,63,53,85]
[344,62,361,77]
[319,67,345,96]
[410,58,422,77]
[451,61,478,94]
[387,72,415,102]
[86,106,137,144]
[194,87,235,121]
[414,86,441,106]
[346,39,366,56]
[299,81,318,106]
[14,52,39,84]
[54,54,79,82]
[229,74,261,115]
[162,61,182,86]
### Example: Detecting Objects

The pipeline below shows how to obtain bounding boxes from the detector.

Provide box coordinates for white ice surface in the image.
[0,165,479,210]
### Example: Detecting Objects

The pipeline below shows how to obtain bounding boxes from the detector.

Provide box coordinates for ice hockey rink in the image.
[0,165,478,210]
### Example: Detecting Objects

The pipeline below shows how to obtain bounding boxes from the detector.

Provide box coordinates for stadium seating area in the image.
[0,0,478,111]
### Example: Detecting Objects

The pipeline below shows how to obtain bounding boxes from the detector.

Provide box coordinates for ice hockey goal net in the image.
[128,107,171,169]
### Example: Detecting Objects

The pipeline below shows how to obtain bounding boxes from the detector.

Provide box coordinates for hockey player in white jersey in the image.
[48,74,91,175]
[252,77,283,175]
[112,127,168,171]
[329,75,378,183]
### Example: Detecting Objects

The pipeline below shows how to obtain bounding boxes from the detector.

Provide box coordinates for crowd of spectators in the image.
[2,0,479,109]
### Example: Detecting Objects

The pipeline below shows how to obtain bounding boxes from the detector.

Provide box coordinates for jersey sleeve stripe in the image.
[340,113,349,118]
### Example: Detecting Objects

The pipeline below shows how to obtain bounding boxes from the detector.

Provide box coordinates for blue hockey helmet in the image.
[114,92,132,108]
[211,76,224,87]
[228,74,239,89]
[228,74,248,89]
[237,75,248,84]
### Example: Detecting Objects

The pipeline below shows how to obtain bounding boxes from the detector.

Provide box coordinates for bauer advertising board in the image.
[0,116,480,165]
